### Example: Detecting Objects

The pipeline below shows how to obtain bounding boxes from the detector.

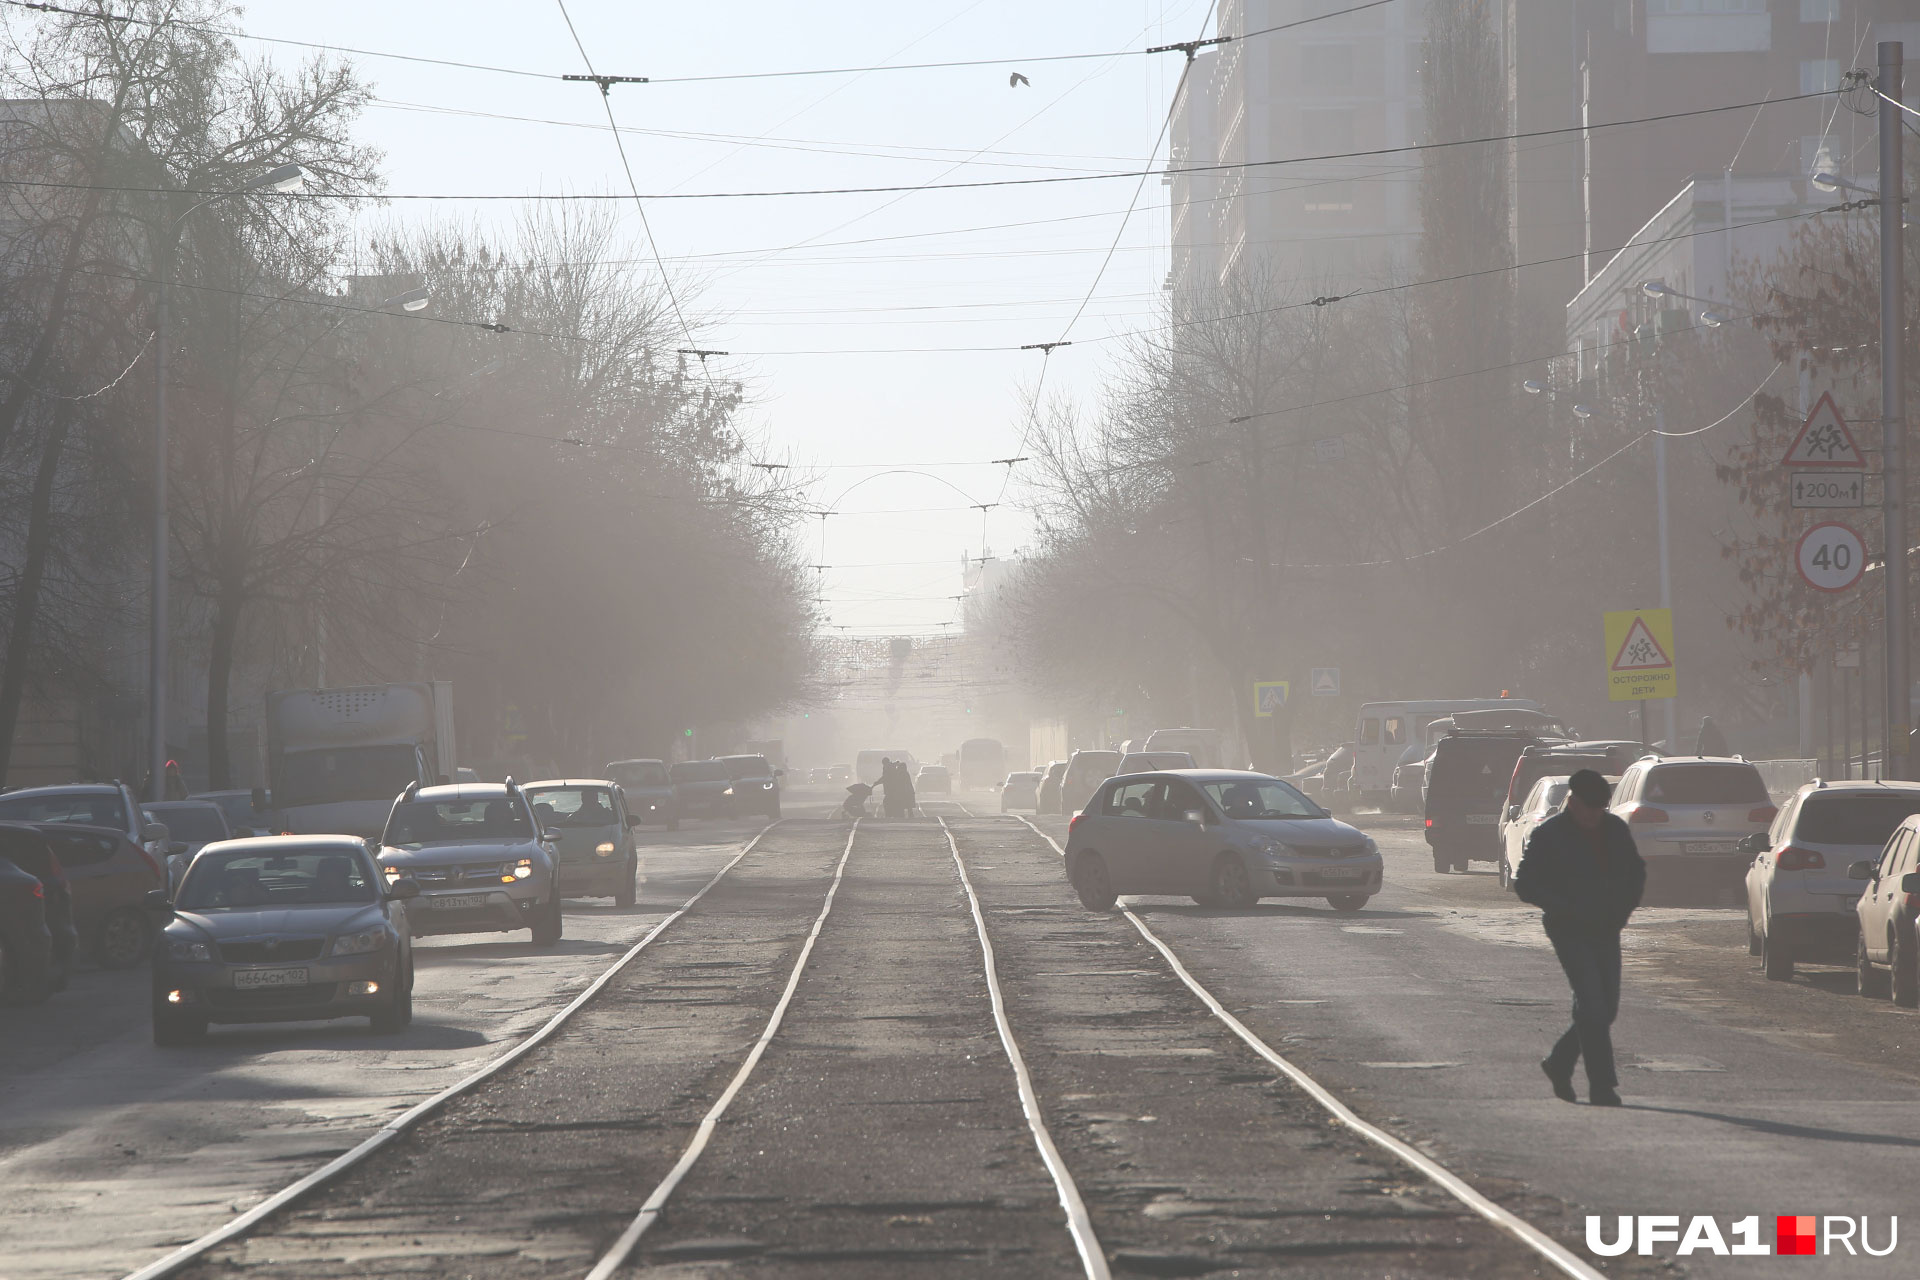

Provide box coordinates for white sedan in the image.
[1499,775,1569,891]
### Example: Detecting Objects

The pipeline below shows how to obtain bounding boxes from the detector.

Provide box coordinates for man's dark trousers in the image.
[1543,919,1622,1090]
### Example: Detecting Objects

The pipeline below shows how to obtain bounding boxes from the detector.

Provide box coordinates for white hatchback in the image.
[1851,815,1920,1007]
[1744,781,1920,981]
[1499,775,1570,892]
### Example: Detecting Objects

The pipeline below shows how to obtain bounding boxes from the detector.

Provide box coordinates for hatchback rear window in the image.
[1643,765,1767,805]
[1428,738,1532,800]
[1793,794,1920,845]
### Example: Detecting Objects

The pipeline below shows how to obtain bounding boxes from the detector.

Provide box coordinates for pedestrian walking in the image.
[1695,716,1728,758]
[1512,769,1646,1107]
[878,759,904,818]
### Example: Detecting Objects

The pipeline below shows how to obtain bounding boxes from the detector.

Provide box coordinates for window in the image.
[1299,44,1354,94]
[1107,781,1159,817]
[1881,829,1912,877]
[0,790,128,829]
[1358,718,1380,745]
[1800,59,1841,95]
[1800,0,1839,19]
[1384,716,1406,746]
[525,786,620,829]
[384,796,533,846]
[177,848,377,909]
[1642,764,1768,805]
[1647,0,1766,12]
[1161,779,1206,820]
[1793,795,1920,846]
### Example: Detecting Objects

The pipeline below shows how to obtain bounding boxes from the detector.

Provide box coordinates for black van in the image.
[1424,730,1558,873]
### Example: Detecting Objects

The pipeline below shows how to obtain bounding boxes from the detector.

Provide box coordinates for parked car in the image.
[605,759,679,830]
[916,765,952,795]
[1060,750,1123,816]
[1425,730,1558,873]
[32,823,164,968]
[669,760,734,820]
[0,824,74,991]
[1390,753,1430,813]
[1120,751,1196,775]
[375,782,562,946]
[150,835,418,1044]
[1499,775,1571,891]
[1503,742,1646,831]
[1064,770,1380,912]
[0,854,51,1003]
[998,771,1042,813]
[191,789,274,837]
[524,780,640,907]
[1611,756,1775,901]
[0,783,169,860]
[1744,781,1920,981]
[716,754,783,819]
[1851,813,1920,1006]
[144,800,233,891]
[1037,761,1067,815]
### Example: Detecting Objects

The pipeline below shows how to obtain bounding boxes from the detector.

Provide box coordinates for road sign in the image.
[1253,681,1290,718]
[1790,471,1864,508]
[1781,391,1865,468]
[1795,521,1865,592]
[1309,667,1341,697]
[1603,608,1677,702]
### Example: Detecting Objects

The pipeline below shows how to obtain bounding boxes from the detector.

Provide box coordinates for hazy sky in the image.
[231,0,1215,633]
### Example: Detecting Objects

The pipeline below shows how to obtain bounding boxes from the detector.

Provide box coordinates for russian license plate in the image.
[428,893,491,910]
[1465,814,1497,825]
[1320,867,1366,882]
[234,966,308,989]
[1684,842,1736,854]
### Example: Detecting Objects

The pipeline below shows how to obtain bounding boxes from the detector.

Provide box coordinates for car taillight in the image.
[135,846,164,883]
[1424,818,1434,828]
[1776,847,1824,871]
[1626,806,1669,824]
[1068,812,1086,835]
[1748,805,1778,824]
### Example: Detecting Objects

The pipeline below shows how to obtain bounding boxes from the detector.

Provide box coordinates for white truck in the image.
[259,682,456,838]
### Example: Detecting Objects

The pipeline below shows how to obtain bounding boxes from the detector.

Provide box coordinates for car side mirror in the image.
[168,841,189,856]
[1849,860,1877,882]
[540,829,560,843]
[250,786,267,811]
[1904,872,1920,896]
[142,821,170,845]
[1738,833,1768,854]
[1183,808,1207,828]
[1506,804,1520,821]
[625,813,643,827]
[143,887,173,915]
[387,877,421,900]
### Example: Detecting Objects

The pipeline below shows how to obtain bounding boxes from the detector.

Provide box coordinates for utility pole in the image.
[1880,41,1909,780]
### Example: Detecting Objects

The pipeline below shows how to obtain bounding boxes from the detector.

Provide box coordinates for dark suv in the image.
[716,755,782,820]
[1425,730,1562,873]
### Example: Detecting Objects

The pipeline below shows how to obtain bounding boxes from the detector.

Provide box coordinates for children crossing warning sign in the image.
[1780,392,1865,468]
[1603,608,1677,702]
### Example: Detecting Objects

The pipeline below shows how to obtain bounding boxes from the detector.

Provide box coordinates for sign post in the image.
[1253,681,1290,719]
[1309,668,1341,697]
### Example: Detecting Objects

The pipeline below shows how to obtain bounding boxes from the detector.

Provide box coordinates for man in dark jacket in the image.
[1695,716,1728,758]
[1512,769,1646,1106]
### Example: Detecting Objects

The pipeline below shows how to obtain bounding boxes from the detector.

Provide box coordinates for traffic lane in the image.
[0,828,755,1280]
[1097,822,1920,1278]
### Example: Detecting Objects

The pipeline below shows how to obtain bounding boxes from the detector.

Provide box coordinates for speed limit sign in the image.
[1796,521,1865,592]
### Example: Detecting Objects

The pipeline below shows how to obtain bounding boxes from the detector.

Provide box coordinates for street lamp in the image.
[149,163,307,801]
[1637,278,1684,750]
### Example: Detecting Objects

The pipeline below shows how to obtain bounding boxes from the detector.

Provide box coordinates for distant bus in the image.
[957,738,1005,789]
[855,749,917,785]
[1351,699,1543,803]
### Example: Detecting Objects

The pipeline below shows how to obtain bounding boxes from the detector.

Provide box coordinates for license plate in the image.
[1465,814,1497,825]
[234,966,308,989]
[1320,867,1366,882]
[1683,842,1736,854]
[428,893,491,910]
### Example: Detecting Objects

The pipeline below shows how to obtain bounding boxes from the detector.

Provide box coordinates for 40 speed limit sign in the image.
[1796,521,1865,592]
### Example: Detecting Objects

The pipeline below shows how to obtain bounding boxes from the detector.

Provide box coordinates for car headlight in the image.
[1362,836,1378,857]
[1252,838,1286,861]
[512,858,534,879]
[595,841,616,857]
[168,939,213,962]
[761,781,776,790]
[330,930,384,957]
[722,786,735,797]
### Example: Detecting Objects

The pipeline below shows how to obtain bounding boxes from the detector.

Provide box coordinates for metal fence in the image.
[1753,758,1819,797]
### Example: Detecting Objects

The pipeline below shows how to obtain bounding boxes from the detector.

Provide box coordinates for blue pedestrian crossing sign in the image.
[1254,681,1290,718]
[1310,668,1341,697]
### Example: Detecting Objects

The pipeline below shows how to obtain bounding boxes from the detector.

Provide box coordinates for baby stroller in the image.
[841,782,874,818]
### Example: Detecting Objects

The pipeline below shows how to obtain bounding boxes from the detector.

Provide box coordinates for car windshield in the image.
[1794,794,1920,845]
[199,793,266,827]
[671,761,729,783]
[177,849,377,909]
[0,790,127,829]
[1203,778,1323,820]
[1429,738,1531,802]
[720,756,772,779]
[148,805,227,842]
[526,786,619,829]
[608,761,668,787]
[1644,765,1767,805]
[384,796,532,846]
[276,745,419,809]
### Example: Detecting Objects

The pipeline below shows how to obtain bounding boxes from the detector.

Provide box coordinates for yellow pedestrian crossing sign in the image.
[1253,681,1290,718]
[1604,608,1676,702]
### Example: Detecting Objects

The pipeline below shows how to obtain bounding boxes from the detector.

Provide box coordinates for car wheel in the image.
[1432,851,1451,874]
[1070,852,1117,911]
[152,1006,206,1046]
[1327,893,1369,913]
[371,960,413,1034]
[1893,926,1919,1009]
[1859,928,1890,997]
[1762,928,1794,981]
[530,885,564,947]
[1497,855,1511,891]
[1210,854,1257,909]
[1746,912,1763,957]
[614,857,637,908]
[94,908,150,969]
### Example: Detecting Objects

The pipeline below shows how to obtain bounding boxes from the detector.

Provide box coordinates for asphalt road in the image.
[2,787,1915,1278]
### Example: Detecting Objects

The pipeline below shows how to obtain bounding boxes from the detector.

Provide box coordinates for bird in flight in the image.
[1008,71,1030,88]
